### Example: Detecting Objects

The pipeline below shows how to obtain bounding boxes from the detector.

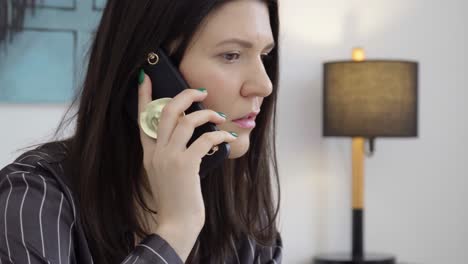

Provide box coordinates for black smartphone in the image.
[125,48,230,179]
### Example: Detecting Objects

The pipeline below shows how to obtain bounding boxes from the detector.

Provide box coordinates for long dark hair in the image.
[5,0,281,263]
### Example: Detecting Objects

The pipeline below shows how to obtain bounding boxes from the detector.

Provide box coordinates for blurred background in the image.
[1,0,467,263]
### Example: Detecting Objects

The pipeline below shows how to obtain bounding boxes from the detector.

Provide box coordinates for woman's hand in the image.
[136,71,237,260]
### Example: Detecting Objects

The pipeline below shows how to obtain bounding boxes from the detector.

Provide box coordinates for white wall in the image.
[1,0,467,264]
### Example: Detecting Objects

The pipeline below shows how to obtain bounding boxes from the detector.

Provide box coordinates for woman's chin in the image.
[227,133,250,159]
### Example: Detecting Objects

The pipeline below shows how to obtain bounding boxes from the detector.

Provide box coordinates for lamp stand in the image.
[314,137,396,264]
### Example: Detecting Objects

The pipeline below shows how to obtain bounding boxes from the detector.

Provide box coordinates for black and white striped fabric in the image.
[0,142,282,263]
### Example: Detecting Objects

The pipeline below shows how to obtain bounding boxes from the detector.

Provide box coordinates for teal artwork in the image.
[0,0,106,103]
[0,29,76,103]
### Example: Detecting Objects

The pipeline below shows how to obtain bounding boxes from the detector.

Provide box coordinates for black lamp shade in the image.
[323,60,418,137]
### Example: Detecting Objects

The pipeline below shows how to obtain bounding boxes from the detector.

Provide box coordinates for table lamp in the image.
[314,48,418,264]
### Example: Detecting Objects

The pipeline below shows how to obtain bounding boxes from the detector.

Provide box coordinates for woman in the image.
[0,0,282,263]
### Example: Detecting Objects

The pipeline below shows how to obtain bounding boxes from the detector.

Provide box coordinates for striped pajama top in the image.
[0,142,282,263]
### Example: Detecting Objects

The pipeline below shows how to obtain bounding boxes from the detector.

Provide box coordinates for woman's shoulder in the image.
[0,141,86,263]
[1,140,68,176]
[0,140,73,203]
[12,140,69,165]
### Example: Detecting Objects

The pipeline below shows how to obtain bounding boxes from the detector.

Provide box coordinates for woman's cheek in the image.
[203,64,238,91]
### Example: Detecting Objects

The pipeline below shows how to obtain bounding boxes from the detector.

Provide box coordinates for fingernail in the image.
[138,69,145,86]
[229,131,238,137]
[216,112,227,118]
[197,88,207,93]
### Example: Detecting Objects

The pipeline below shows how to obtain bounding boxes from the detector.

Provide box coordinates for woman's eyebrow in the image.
[215,38,275,50]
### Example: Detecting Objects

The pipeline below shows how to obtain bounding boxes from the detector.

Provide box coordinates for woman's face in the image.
[179,0,275,159]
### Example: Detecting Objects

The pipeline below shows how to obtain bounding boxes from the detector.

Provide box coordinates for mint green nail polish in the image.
[229,132,238,137]
[197,88,207,93]
[138,69,145,85]
[217,112,226,118]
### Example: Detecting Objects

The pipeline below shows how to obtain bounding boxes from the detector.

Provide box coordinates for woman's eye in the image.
[223,53,240,62]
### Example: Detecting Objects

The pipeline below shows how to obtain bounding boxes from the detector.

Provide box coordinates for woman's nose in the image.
[241,59,273,98]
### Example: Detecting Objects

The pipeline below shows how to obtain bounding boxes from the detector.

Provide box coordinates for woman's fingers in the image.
[136,71,234,170]
[156,88,208,146]
[185,130,237,159]
[167,109,227,151]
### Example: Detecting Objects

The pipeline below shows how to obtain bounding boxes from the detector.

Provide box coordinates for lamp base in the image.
[314,253,396,264]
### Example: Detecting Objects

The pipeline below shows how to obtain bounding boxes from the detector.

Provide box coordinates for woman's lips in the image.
[232,116,256,129]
